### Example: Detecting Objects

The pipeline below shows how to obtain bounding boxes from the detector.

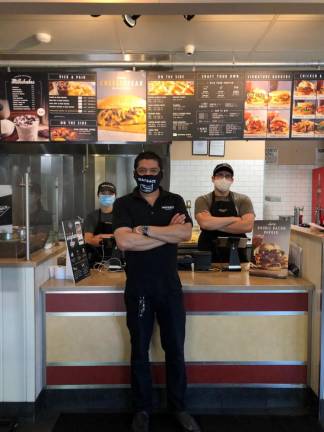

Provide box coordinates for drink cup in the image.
[14,115,39,141]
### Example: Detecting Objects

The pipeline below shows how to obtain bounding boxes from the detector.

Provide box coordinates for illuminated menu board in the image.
[48,72,97,142]
[291,71,324,138]
[243,72,293,139]
[194,71,245,140]
[147,71,195,142]
[0,72,49,142]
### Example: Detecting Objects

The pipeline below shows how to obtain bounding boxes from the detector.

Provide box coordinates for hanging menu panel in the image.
[48,72,97,142]
[0,72,49,142]
[244,72,293,139]
[194,72,245,140]
[292,71,324,138]
[97,71,146,143]
[147,72,195,142]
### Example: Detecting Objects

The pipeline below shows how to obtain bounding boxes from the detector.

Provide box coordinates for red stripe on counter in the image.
[46,364,307,386]
[184,292,308,312]
[46,292,308,313]
[46,293,126,312]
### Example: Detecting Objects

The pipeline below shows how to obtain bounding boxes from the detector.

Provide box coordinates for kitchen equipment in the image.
[279,215,294,224]
[294,206,304,225]
[312,167,324,223]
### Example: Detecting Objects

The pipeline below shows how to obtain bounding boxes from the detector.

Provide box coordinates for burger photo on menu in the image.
[316,100,324,117]
[267,111,289,137]
[268,90,291,108]
[293,100,316,117]
[291,119,315,136]
[245,81,268,107]
[294,80,316,97]
[317,80,324,97]
[148,80,194,96]
[244,110,267,137]
[97,95,146,133]
[250,220,290,279]
[315,120,324,136]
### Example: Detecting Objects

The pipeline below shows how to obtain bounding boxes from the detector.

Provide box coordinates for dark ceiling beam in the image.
[1,1,324,15]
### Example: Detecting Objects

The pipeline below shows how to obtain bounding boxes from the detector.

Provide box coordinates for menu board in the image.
[97,71,146,142]
[291,72,324,138]
[195,72,245,140]
[250,220,290,279]
[244,72,293,139]
[0,72,49,142]
[48,72,97,142]
[147,71,195,141]
[62,219,90,283]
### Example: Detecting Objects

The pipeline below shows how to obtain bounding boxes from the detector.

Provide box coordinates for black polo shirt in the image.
[112,187,192,288]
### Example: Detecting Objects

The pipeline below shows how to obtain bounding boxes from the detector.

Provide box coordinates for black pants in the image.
[125,285,187,412]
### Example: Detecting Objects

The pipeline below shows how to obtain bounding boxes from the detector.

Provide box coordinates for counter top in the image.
[291,225,324,241]
[42,268,313,293]
[0,243,66,268]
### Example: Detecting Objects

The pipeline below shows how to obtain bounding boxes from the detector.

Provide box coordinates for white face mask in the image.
[214,178,232,193]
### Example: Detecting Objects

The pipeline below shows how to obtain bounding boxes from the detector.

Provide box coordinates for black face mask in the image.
[134,172,162,194]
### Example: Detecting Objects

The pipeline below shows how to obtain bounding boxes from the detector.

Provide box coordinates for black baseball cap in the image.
[213,163,234,177]
[97,182,116,195]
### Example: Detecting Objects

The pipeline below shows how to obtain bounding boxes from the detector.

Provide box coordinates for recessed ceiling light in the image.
[184,15,195,21]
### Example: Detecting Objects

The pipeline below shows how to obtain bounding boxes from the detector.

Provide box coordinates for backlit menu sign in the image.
[195,72,245,140]
[0,72,49,142]
[291,72,324,138]
[147,71,195,141]
[48,72,97,142]
[97,70,146,142]
[244,72,293,139]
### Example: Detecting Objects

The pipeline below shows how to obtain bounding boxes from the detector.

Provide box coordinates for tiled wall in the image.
[170,160,265,225]
[264,164,315,223]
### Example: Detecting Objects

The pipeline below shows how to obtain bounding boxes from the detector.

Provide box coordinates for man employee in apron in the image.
[195,163,255,263]
[113,151,201,432]
[84,181,116,266]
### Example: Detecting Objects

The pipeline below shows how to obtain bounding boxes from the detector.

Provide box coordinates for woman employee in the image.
[84,181,116,265]
[195,163,255,263]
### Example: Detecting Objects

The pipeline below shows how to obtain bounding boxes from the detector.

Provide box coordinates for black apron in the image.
[198,192,247,263]
[87,210,114,266]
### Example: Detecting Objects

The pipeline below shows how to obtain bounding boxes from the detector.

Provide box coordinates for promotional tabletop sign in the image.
[147,71,195,141]
[250,220,290,278]
[97,70,146,142]
[194,71,245,140]
[0,185,12,233]
[292,71,324,138]
[48,72,97,142]
[244,72,293,139]
[62,219,90,283]
[0,72,49,142]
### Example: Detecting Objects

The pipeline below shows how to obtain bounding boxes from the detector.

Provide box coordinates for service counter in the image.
[42,268,312,391]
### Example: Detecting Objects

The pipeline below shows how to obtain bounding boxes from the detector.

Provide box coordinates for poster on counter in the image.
[62,219,90,283]
[147,71,195,141]
[244,72,293,139]
[97,71,146,142]
[292,72,324,138]
[0,185,12,233]
[195,72,245,140]
[0,72,49,142]
[250,220,290,278]
[48,72,97,142]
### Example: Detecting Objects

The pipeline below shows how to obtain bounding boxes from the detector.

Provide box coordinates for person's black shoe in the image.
[174,411,201,432]
[131,411,149,432]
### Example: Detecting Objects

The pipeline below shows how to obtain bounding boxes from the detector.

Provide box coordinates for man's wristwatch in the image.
[142,225,149,237]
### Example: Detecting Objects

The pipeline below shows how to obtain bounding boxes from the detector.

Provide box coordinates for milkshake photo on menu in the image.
[0,72,49,142]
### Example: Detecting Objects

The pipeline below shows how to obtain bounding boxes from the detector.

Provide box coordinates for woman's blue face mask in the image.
[99,194,115,207]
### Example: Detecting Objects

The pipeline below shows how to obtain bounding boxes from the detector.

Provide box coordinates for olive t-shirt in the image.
[195,191,255,217]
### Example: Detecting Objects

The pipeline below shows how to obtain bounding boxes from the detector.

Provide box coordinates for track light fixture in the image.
[184,15,195,21]
[122,15,141,28]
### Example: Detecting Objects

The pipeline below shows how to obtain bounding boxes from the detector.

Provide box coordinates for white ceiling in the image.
[1,14,324,63]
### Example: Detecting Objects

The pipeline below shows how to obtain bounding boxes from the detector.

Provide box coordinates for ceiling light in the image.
[122,15,141,28]
[35,32,52,44]
[183,15,195,21]
[91,15,101,18]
